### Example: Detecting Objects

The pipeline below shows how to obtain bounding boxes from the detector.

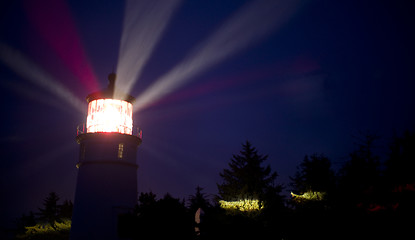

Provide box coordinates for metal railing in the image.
[76,123,86,135]
[76,123,143,139]
[133,127,143,139]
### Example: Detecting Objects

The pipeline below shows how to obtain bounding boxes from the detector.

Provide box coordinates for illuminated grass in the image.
[219,199,264,212]
[291,191,326,202]
[16,219,71,239]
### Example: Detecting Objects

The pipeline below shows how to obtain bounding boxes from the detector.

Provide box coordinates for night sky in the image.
[1,0,414,226]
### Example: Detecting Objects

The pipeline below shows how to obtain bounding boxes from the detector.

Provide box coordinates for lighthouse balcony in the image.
[77,123,143,139]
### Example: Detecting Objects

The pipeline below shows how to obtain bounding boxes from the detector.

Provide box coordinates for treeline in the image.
[14,130,415,239]
[122,131,415,239]
[285,131,415,239]
[116,130,415,239]
[14,192,72,239]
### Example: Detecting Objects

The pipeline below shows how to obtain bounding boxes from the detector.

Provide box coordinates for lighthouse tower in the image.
[70,73,142,240]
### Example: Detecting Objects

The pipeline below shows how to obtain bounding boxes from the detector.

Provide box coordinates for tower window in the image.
[118,143,124,159]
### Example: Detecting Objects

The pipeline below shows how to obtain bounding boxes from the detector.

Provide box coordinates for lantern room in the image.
[83,73,136,135]
[86,99,132,134]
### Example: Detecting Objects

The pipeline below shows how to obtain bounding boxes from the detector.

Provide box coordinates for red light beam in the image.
[23,0,98,92]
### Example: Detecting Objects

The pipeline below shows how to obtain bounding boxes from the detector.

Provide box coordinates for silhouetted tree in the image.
[58,200,73,219]
[217,141,281,202]
[188,186,211,238]
[138,191,157,207]
[188,185,211,213]
[15,211,36,234]
[291,154,335,194]
[338,133,382,210]
[214,142,286,238]
[37,192,61,227]
[290,154,336,209]
[385,130,415,186]
[14,192,72,239]
[156,193,193,238]
[383,130,415,216]
[122,192,194,239]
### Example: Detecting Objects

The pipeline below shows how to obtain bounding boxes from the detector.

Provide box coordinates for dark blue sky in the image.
[1,0,414,225]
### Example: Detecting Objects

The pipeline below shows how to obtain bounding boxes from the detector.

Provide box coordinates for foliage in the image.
[337,133,382,209]
[219,199,263,212]
[339,133,381,186]
[289,154,335,210]
[385,130,415,185]
[119,192,194,240]
[137,191,157,207]
[217,141,281,206]
[188,185,211,213]
[15,219,71,240]
[14,192,73,239]
[37,192,61,227]
[13,132,415,239]
[15,212,36,234]
[58,200,73,220]
[291,191,326,203]
[285,131,415,239]
[290,154,335,193]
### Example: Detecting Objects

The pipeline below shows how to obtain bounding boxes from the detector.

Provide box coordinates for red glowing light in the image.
[86,99,133,134]
[24,0,98,92]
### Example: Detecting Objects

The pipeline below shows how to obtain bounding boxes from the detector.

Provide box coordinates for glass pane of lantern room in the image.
[86,99,133,134]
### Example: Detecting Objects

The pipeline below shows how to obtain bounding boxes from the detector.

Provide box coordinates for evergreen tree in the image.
[188,185,211,213]
[290,154,335,194]
[217,141,280,202]
[59,200,73,219]
[128,192,193,239]
[37,191,61,227]
[385,130,415,186]
[15,211,36,233]
[338,133,381,209]
[138,191,157,207]
[290,154,335,209]
[383,131,415,216]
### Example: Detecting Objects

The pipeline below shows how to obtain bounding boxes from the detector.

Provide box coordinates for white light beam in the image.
[134,0,301,112]
[0,42,85,113]
[115,0,182,98]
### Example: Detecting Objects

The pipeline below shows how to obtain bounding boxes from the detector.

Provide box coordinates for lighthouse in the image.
[70,73,142,240]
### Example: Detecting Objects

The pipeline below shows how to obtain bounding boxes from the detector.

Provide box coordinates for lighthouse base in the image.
[70,133,140,240]
[70,163,137,240]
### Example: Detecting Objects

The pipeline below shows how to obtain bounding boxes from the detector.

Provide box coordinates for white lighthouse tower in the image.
[70,73,142,240]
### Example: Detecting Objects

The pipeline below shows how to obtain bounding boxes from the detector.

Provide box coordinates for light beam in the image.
[0,79,73,113]
[115,0,182,98]
[0,43,85,114]
[24,0,98,92]
[134,0,302,112]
